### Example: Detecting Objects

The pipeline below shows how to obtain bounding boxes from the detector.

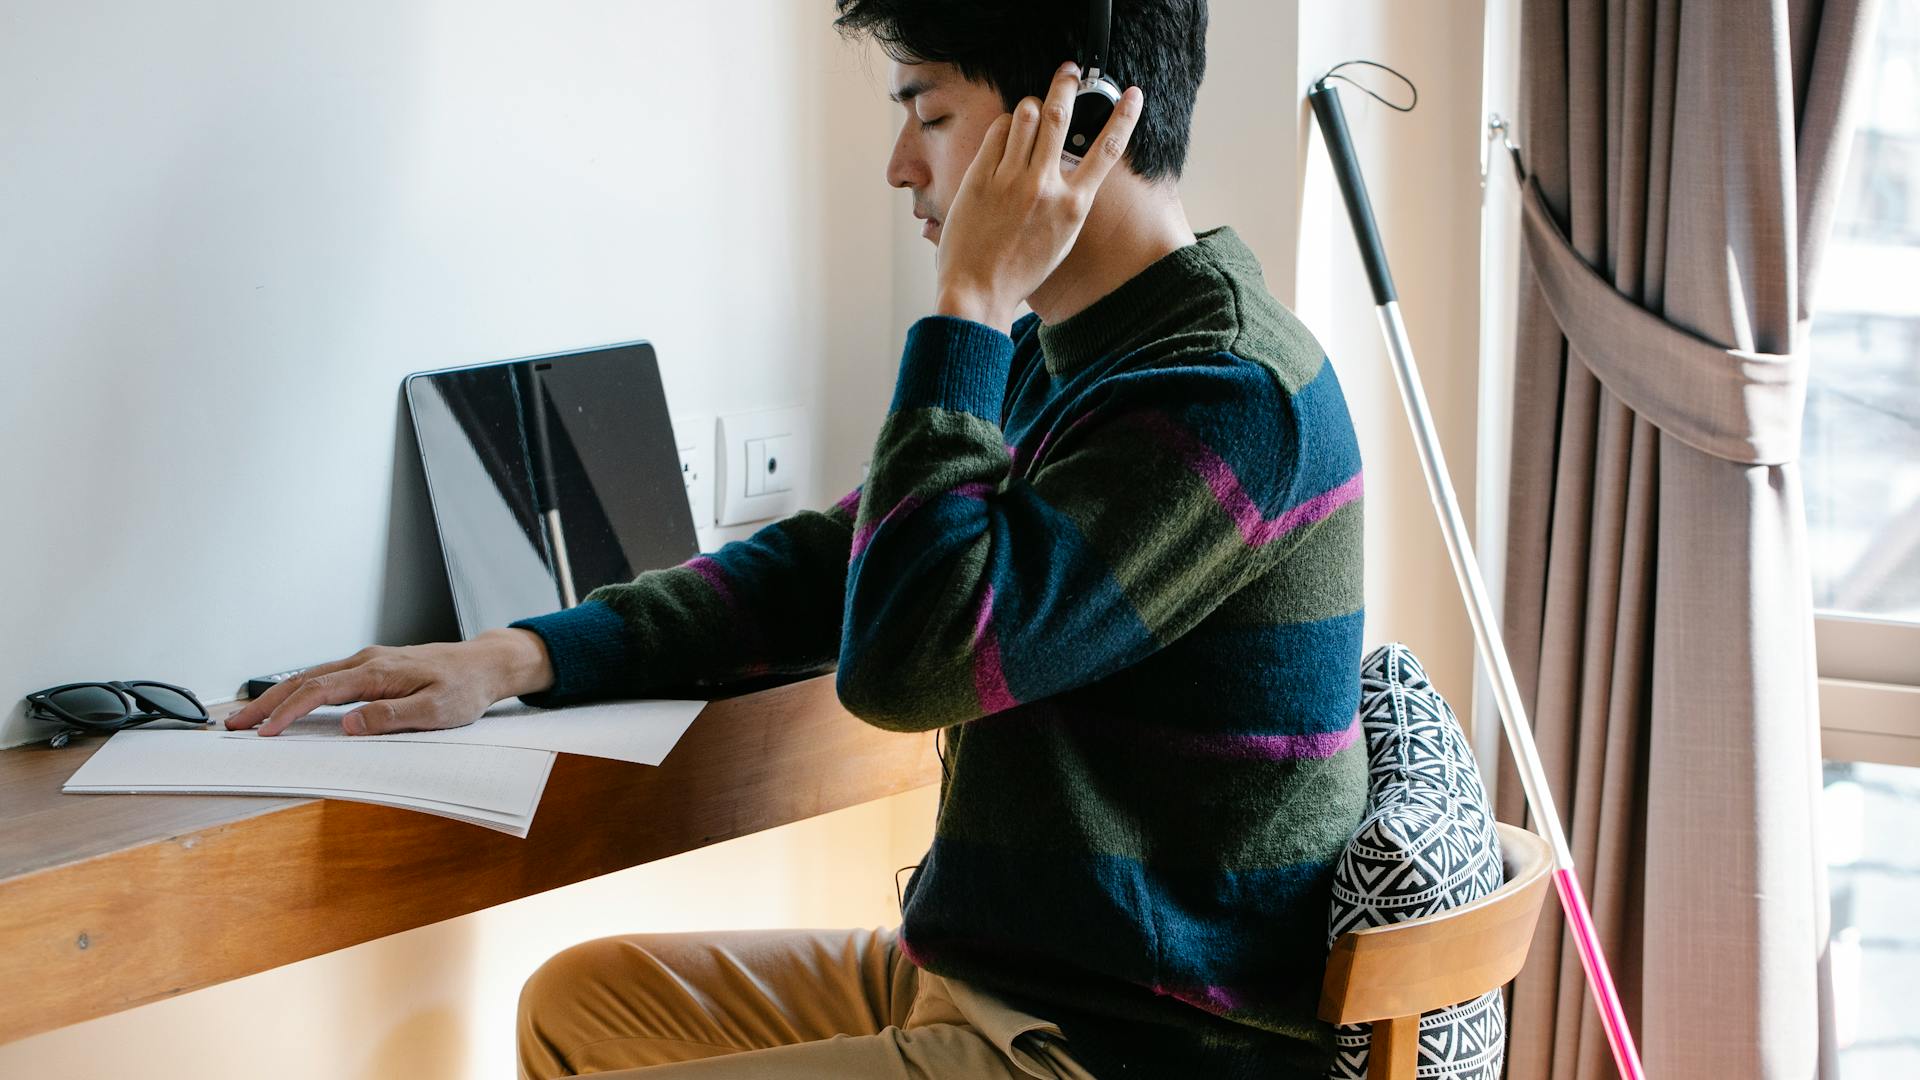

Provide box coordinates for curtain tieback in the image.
[1518,177,1806,467]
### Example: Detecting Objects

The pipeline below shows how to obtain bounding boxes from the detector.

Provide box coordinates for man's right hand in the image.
[222,627,555,737]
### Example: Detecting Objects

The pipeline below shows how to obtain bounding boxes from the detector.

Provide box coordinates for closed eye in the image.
[918,115,947,131]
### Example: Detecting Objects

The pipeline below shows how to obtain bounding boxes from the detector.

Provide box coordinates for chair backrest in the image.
[1318,822,1554,1080]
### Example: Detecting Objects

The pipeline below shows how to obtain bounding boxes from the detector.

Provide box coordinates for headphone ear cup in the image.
[1064,76,1122,162]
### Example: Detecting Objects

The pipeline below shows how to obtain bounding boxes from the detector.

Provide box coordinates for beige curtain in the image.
[1495,0,1879,1077]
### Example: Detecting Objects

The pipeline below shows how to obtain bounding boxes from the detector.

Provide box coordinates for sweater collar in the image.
[1035,225,1251,377]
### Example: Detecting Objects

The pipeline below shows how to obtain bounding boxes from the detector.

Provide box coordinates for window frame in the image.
[1817,613,1920,767]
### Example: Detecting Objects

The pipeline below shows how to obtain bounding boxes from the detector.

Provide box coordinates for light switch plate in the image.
[670,413,714,528]
[745,438,768,497]
[717,406,808,526]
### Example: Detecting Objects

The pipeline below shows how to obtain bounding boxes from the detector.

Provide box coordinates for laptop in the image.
[405,340,699,639]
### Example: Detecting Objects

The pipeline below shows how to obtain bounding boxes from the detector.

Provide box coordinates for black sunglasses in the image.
[25,680,211,748]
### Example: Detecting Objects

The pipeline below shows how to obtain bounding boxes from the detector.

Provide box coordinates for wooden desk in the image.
[0,674,939,1045]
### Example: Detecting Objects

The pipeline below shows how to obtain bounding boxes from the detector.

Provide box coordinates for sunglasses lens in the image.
[47,685,129,723]
[127,683,206,720]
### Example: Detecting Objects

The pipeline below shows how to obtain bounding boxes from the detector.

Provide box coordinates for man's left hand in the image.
[933,62,1144,335]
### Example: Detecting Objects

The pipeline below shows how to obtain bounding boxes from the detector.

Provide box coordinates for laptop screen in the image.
[405,341,699,638]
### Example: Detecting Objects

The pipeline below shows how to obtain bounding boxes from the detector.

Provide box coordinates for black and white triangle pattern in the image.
[1325,643,1506,1080]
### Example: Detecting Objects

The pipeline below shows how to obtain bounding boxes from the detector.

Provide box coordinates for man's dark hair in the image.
[833,0,1207,182]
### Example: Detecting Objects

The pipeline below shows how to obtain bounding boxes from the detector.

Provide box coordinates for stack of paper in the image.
[61,698,707,837]
[65,732,555,834]
[215,698,705,765]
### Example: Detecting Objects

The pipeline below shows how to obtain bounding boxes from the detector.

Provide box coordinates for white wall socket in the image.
[670,412,714,529]
[716,405,808,526]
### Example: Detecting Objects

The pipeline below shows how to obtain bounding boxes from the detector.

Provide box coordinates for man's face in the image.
[885,61,1008,246]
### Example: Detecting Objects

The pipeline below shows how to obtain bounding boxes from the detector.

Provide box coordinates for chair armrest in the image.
[1319,822,1554,1025]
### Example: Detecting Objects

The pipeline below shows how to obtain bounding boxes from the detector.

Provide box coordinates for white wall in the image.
[1296,2,1488,712]
[1,1,1489,1075]
[0,0,902,749]
[1474,0,1524,772]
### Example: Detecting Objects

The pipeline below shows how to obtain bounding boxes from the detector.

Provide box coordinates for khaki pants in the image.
[517,927,1099,1079]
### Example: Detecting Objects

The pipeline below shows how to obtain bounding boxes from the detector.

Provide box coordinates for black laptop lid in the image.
[405,340,699,638]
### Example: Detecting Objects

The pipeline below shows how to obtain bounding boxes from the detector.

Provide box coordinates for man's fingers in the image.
[1067,85,1144,194]
[224,653,367,730]
[1002,97,1042,177]
[1032,63,1081,170]
[964,112,1013,189]
[255,668,384,737]
[339,696,438,737]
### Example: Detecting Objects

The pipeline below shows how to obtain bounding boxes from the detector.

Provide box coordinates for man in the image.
[224,2,1366,1076]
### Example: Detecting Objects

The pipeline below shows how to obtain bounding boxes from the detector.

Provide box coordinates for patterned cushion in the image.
[1326,643,1506,1080]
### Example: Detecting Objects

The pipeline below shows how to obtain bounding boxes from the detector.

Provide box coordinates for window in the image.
[1824,761,1920,1078]
[1809,4,1920,1076]
[1805,0,1920,630]
[1808,4,1920,760]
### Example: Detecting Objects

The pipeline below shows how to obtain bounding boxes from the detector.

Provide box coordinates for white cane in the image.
[1306,75,1648,1080]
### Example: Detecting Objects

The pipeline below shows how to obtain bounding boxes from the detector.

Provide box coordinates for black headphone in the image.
[1063,0,1121,165]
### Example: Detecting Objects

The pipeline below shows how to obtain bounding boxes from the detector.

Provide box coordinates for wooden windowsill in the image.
[0,673,939,1045]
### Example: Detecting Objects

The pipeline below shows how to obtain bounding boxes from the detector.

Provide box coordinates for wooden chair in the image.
[1319,822,1555,1080]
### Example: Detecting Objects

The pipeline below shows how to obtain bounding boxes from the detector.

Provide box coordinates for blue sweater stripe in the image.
[903,835,1338,999]
[1077,609,1368,737]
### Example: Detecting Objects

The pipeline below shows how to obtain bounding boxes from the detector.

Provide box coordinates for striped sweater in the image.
[510,226,1367,1078]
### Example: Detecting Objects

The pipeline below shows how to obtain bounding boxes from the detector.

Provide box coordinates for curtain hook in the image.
[1485,113,1527,185]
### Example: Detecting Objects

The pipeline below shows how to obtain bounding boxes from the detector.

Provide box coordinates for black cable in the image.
[1314,59,1418,112]
[895,726,952,912]
[895,862,920,911]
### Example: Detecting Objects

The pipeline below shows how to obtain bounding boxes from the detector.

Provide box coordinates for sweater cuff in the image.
[888,316,1015,420]
[508,600,631,708]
